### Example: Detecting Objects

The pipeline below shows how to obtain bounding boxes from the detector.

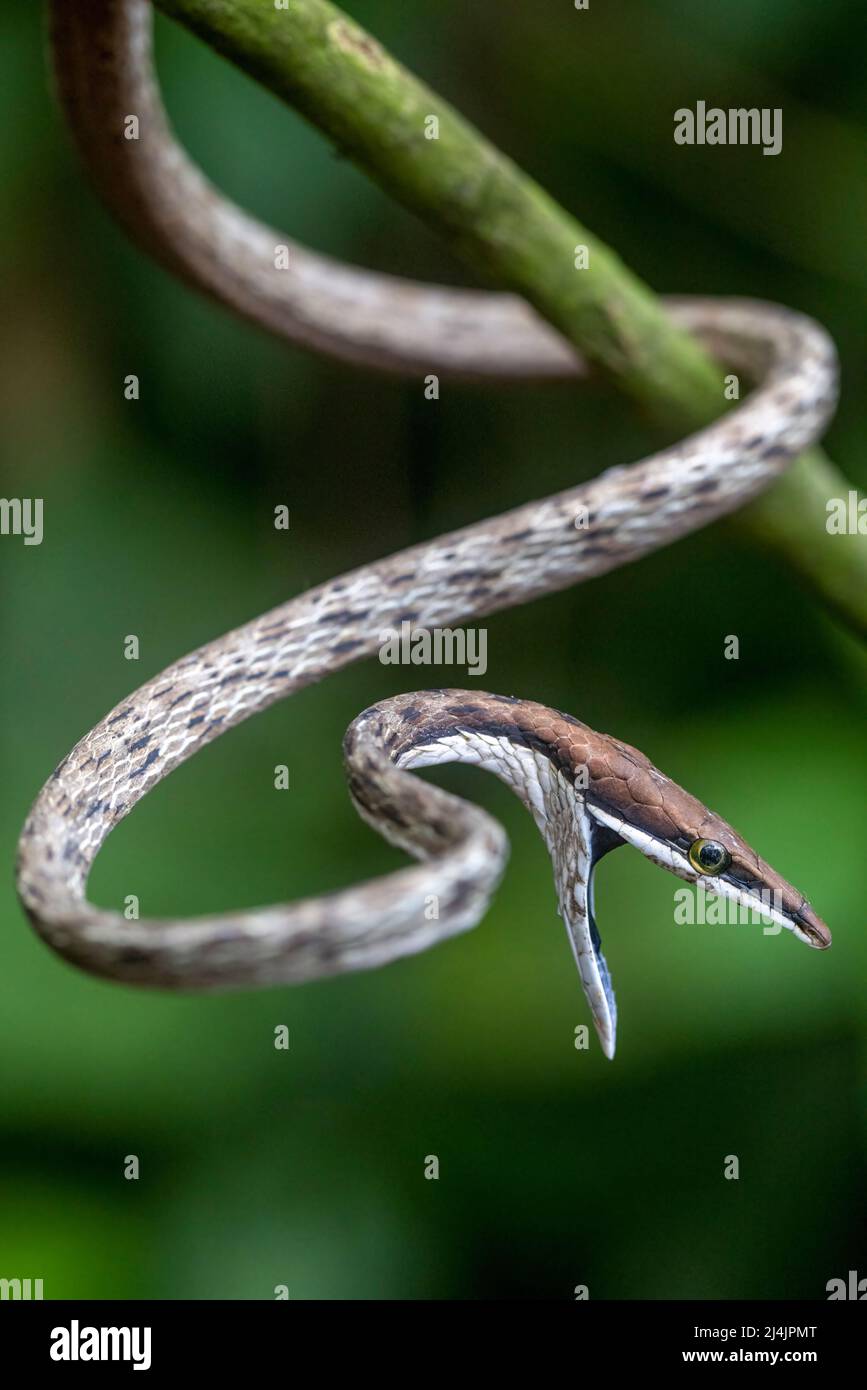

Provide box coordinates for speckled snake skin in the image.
[16,0,836,1057]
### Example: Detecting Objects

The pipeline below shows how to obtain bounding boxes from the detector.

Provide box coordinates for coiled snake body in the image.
[17,0,835,1057]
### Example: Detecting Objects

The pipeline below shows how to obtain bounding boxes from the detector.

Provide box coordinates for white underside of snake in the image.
[17,0,836,1059]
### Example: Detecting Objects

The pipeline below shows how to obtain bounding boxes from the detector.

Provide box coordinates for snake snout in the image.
[793,901,832,950]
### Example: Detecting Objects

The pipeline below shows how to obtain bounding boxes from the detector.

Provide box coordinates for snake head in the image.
[580,730,832,950]
[563,724,830,1059]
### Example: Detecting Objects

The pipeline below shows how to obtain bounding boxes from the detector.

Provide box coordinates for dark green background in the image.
[1,0,865,1299]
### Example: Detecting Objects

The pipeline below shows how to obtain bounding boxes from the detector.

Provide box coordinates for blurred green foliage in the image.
[0,0,864,1299]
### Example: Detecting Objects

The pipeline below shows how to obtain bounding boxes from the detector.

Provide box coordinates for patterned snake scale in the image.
[16,0,836,1057]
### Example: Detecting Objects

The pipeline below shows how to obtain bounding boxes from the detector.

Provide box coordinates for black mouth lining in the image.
[712,873,798,928]
[722,868,768,897]
[588,805,700,862]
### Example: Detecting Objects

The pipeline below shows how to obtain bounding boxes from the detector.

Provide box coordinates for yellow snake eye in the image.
[688,838,731,875]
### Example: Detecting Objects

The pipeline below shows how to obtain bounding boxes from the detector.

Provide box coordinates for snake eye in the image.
[688,838,731,875]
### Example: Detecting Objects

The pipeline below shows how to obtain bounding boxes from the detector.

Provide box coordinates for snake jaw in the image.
[558,862,619,1061]
[698,876,832,949]
[559,897,618,1060]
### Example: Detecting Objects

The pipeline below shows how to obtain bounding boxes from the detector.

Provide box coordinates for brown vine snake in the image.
[17,0,836,1058]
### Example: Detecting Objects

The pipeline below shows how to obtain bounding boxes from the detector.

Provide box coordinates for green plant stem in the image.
[156,0,866,637]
